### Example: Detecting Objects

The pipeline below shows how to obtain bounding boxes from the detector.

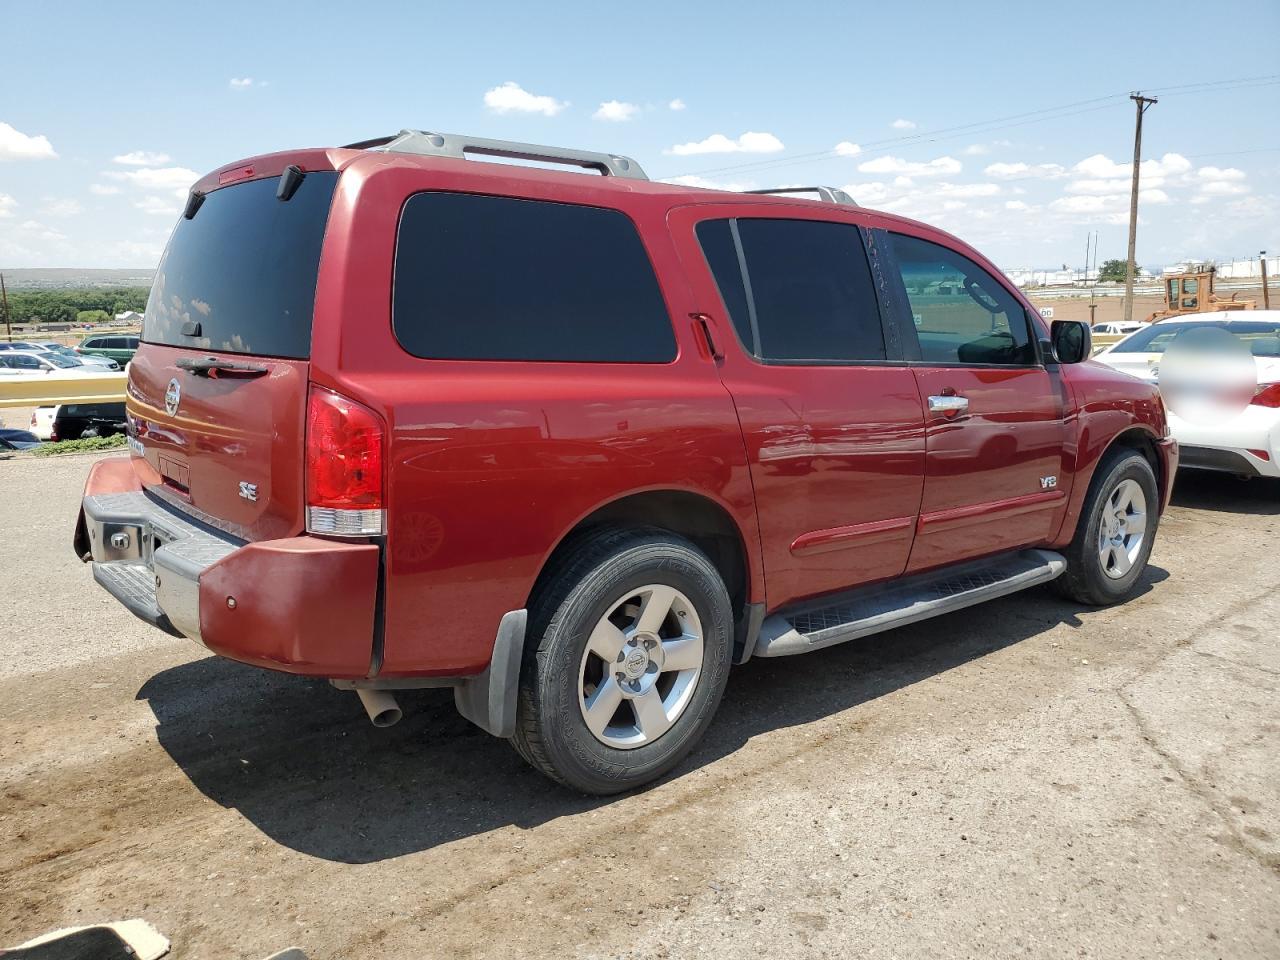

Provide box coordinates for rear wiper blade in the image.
[175,356,269,378]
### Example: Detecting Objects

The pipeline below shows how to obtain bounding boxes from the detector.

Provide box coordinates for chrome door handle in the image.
[928,395,969,414]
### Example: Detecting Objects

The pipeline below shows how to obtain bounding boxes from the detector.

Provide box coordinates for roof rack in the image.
[745,186,858,206]
[343,129,648,180]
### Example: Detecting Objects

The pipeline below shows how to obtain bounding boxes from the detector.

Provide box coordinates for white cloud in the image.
[134,195,182,216]
[483,81,567,117]
[39,197,81,217]
[593,100,639,122]
[104,166,199,193]
[935,182,1001,198]
[229,77,262,90]
[668,98,686,111]
[19,219,66,241]
[1196,180,1250,198]
[984,161,1066,179]
[963,144,990,155]
[1072,151,1190,180]
[662,174,758,193]
[841,181,894,206]
[0,193,16,217]
[857,155,961,177]
[1196,166,1246,183]
[891,118,916,130]
[0,121,57,161]
[1141,189,1171,204]
[834,141,862,157]
[113,150,172,166]
[89,183,122,196]
[1005,200,1032,211]
[1066,178,1135,196]
[667,131,784,155]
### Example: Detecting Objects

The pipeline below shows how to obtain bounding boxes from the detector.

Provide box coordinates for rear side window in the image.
[393,192,676,363]
[888,233,1035,366]
[143,171,339,359]
[696,217,886,363]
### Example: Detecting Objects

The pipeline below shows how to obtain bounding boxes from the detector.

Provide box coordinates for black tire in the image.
[511,526,733,794]
[1053,447,1160,605]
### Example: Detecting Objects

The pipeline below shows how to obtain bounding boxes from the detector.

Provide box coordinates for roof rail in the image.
[745,186,858,206]
[343,129,648,180]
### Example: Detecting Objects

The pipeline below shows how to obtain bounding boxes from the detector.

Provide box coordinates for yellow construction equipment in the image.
[1150,265,1256,322]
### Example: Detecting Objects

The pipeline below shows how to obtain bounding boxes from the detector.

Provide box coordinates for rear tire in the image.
[511,526,733,794]
[1053,447,1159,605]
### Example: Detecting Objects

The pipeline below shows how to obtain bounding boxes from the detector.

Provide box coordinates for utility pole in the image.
[0,273,10,343]
[1262,250,1271,310]
[1124,93,1158,323]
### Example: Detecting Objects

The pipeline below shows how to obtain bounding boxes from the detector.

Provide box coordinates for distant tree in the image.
[77,309,111,325]
[1098,259,1128,283]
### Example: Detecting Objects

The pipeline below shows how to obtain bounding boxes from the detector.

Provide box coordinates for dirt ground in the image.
[1,453,1277,959]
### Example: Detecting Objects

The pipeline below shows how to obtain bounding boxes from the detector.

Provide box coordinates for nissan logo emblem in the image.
[164,378,182,417]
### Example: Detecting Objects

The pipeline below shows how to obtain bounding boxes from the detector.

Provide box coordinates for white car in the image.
[1094,311,1280,478]
[1091,321,1145,337]
[0,351,104,376]
[0,340,119,370]
[29,406,56,440]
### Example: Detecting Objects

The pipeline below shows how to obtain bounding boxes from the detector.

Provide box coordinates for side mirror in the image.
[1050,319,1092,364]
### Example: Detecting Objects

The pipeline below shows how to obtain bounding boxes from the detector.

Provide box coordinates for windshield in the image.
[143,171,338,359]
[46,353,80,368]
[1111,321,1280,357]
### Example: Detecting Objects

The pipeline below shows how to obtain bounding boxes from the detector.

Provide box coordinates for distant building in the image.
[113,310,144,325]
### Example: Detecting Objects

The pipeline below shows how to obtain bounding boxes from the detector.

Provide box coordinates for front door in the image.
[876,229,1069,573]
[670,204,926,609]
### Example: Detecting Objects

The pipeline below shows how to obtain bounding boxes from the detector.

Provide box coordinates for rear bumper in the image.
[75,457,380,678]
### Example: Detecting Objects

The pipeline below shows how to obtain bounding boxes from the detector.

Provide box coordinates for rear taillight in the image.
[305,386,384,536]
[1250,383,1280,408]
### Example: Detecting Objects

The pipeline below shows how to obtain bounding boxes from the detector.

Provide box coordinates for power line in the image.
[665,75,1280,183]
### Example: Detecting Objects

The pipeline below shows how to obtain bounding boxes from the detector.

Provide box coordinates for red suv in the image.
[75,130,1177,793]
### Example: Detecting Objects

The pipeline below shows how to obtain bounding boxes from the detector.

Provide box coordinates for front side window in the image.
[888,233,1035,365]
[695,217,885,363]
[393,192,676,363]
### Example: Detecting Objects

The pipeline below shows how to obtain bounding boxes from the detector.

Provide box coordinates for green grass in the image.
[31,434,128,457]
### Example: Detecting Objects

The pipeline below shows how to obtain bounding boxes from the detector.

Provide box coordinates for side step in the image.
[754,549,1066,658]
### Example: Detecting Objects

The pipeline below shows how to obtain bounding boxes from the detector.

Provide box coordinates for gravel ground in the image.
[1,453,1277,959]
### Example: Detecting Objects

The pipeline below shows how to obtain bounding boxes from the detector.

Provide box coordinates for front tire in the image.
[512,527,733,794]
[1053,447,1159,605]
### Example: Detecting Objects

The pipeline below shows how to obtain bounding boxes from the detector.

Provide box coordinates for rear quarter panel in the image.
[310,157,761,676]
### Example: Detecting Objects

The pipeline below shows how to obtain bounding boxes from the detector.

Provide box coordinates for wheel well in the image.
[528,491,751,617]
[1108,427,1162,492]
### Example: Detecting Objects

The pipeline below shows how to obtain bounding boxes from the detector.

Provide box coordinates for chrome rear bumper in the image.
[81,490,242,641]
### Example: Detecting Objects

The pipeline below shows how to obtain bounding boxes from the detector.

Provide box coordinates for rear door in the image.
[877,229,1068,572]
[670,204,925,608]
[128,169,339,542]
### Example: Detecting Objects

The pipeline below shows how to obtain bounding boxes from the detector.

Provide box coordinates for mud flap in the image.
[454,609,527,738]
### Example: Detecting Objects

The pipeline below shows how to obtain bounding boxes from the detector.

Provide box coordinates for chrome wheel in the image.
[578,584,704,750]
[1097,478,1147,579]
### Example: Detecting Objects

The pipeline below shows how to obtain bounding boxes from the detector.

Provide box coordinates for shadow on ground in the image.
[1171,471,1280,515]
[137,565,1167,864]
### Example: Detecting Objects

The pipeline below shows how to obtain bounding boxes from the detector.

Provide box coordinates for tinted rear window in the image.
[393,192,676,363]
[143,171,338,359]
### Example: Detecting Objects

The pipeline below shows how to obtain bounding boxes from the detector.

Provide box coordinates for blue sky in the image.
[2,0,1277,271]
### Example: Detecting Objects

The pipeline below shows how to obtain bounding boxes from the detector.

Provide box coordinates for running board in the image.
[754,549,1067,658]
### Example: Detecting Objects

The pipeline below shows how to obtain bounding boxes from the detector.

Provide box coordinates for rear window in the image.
[1111,320,1280,356]
[392,192,676,363]
[143,171,339,359]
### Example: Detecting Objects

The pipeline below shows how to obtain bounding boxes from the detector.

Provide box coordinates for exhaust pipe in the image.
[356,689,402,728]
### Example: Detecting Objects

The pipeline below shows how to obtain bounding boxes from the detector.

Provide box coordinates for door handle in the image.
[928,395,969,415]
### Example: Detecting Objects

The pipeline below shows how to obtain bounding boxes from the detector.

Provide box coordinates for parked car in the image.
[0,428,42,451]
[1091,321,1145,337]
[1094,311,1280,478]
[51,402,128,441]
[29,406,56,440]
[75,130,1177,794]
[76,335,140,365]
[0,351,102,376]
[29,341,120,370]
